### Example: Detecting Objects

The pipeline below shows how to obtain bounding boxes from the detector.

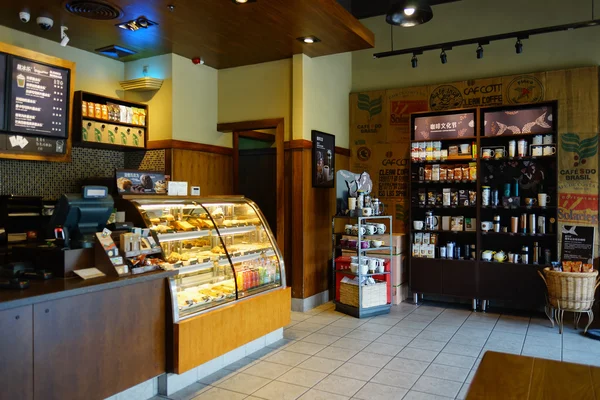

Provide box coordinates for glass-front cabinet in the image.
[119,196,284,322]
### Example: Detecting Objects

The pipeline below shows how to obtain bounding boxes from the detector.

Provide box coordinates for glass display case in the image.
[119,196,284,322]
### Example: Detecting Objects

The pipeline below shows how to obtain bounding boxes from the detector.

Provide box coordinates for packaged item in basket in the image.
[462,165,470,181]
[82,101,87,117]
[469,162,477,181]
[432,164,440,181]
[447,167,454,181]
[572,261,583,272]
[427,190,437,206]
[469,191,477,206]
[418,189,426,206]
[454,166,463,181]
[582,263,594,272]
[458,190,469,206]
[440,166,448,181]
[414,232,423,244]
[424,165,433,181]
[413,243,421,257]
[562,261,571,272]
[451,189,459,207]
[423,233,431,245]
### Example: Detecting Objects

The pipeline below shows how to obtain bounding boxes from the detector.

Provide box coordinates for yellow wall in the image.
[0,25,123,97]
[352,0,600,91]
[218,59,293,141]
[124,55,173,141]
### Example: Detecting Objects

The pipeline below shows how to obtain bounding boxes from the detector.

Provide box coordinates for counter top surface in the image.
[0,269,176,310]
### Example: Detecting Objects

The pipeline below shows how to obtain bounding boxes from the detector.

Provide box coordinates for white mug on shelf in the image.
[532,135,543,145]
[508,140,516,158]
[362,207,373,217]
[543,146,556,156]
[365,224,377,235]
[532,146,543,157]
[543,134,553,144]
[348,197,357,211]
[482,148,495,159]
[376,223,387,234]
[413,221,424,231]
[538,193,550,207]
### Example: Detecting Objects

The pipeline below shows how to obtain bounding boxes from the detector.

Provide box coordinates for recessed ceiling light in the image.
[404,7,416,16]
[297,36,320,44]
[233,0,256,3]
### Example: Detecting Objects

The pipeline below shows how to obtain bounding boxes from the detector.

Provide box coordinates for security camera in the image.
[36,16,53,31]
[60,26,69,47]
[19,11,30,23]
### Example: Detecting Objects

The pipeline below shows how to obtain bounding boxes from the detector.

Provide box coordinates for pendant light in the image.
[386,0,433,27]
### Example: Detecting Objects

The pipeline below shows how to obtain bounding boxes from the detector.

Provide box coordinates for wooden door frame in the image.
[217,119,285,254]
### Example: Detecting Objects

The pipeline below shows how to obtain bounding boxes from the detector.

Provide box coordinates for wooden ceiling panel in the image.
[0,0,374,69]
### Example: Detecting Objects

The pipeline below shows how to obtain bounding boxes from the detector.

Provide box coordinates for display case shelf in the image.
[157,230,211,242]
[174,261,215,275]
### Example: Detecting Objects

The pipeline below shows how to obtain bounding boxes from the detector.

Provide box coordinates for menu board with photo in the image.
[116,170,167,194]
[413,111,476,140]
[312,130,335,188]
[483,104,555,136]
[8,56,70,138]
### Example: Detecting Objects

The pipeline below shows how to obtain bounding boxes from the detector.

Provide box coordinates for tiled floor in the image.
[158,301,600,400]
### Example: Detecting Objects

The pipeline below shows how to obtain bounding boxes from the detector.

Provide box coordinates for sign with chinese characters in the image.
[116,170,166,194]
[311,130,335,188]
[0,133,65,154]
[8,56,70,138]
[413,112,475,140]
[483,104,555,136]
[561,225,595,264]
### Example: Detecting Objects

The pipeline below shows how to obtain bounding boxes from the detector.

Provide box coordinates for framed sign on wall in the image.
[311,130,335,188]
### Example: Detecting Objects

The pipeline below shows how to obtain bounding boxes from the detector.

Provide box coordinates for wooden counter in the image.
[0,270,175,400]
[467,351,600,400]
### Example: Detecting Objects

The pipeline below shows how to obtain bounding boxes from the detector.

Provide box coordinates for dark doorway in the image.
[235,132,277,235]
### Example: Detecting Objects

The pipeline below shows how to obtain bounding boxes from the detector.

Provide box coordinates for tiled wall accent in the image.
[124,149,166,171]
[0,147,124,200]
[0,148,167,200]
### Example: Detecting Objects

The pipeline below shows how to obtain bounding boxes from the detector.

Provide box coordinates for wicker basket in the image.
[539,267,600,311]
[340,281,387,308]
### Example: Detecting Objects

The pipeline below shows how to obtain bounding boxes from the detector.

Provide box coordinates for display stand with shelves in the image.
[408,102,558,311]
[332,215,393,318]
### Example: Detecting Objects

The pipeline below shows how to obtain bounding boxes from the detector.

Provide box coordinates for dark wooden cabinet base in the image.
[0,305,33,400]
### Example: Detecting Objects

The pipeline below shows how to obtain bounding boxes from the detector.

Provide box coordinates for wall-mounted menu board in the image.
[412,110,476,140]
[0,41,75,162]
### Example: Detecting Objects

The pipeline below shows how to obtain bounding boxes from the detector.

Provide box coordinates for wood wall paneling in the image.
[174,287,291,373]
[33,279,167,400]
[290,148,305,299]
[0,305,33,400]
[171,149,234,196]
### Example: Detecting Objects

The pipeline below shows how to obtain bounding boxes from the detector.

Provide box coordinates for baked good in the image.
[140,174,153,189]
[211,246,224,254]
[149,217,161,224]
[117,177,133,192]
[161,214,175,221]
[175,221,195,231]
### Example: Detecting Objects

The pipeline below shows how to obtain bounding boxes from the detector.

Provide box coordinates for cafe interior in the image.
[0,0,599,399]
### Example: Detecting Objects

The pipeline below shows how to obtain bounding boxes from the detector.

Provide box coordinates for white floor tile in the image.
[411,376,462,398]
[433,353,476,369]
[562,349,600,367]
[313,375,367,397]
[397,347,440,362]
[264,350,311,367]
[449,333,488,347]
[286,341,327,356]
[370,368,421,389]
[298,388,349,400]
[423,363,470,383]
[243,360,292,379]
[216,372,271,395]
[302,333,341,346]
[402,390,453,400]
[353,382,409,400]
[395,320,430,330]
[293,322,328,333]
[332,362,380,381]
[277,367,328,388]
[415,330,453,343]
[408,339,447,352]
[456,382,470,400]
[375,334,413,346]
[370,316,404,326]
[363,342,404,356]
[284,328,311,340]
[252,380,308,400]
[355,322,393,333]
[441,343,483,358]
[331,319,367,329]
[385,357,430,375]
[344,330,383,341]
[297,356,344,373]
[330,337,371,351]
[304,315,342,325]
[198,369,239,385]
[317,325,354,337]
[524,335,561,348]
[521,344,562,361]
[386,325,423,338]
[192,387,246,400]
[314,346,359,362]
[349,351,394,368]
[424,323,459,335]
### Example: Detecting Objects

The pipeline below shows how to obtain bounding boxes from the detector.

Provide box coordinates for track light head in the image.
[515,39,523,54]
[476,44,483,59]
[440,50,447,64]
[411,54,418,68]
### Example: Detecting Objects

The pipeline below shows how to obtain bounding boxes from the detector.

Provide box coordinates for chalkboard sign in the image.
[312,130,335,188]
[561,225,595,264]
[7,55,70,139]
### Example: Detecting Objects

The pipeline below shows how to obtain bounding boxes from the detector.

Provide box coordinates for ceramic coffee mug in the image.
[482,148,495,159]
[543,146,556,156]
[538,193,550,207]
[532,135,543,145]
[459,143,470,154]
[376,223,387,234]
[494,148,504,159]
[481,221,493,232]
[362,207,373,217]
[481,250,494,261]
[365,224,377,235]
[348,197,357,211]
[524,198,537,206]
[413,221,424,230]
[532,146,543,157]
[543,134,553,144]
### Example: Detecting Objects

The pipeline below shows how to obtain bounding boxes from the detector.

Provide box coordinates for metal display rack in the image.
[332,215,393,318]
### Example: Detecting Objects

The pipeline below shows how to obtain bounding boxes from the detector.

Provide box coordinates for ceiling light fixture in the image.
[116,16,157,31]
[233,0,257,3]
[373,19,600,60]
[386,1,433,27]
[515,39,523,54]
[440,49,447,64]
[297,36,320,44]
[411,54,418,68]
[476,44,484,59]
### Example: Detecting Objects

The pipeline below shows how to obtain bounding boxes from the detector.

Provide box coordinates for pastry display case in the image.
[118,196,284,322]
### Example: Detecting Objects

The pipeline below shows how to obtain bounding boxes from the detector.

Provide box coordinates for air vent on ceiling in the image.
[65,0,123,20]
[95,45,136,58]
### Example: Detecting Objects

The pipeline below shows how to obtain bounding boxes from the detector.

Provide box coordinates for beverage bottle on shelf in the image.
[236,269,243,290]
[472,141,477,159]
